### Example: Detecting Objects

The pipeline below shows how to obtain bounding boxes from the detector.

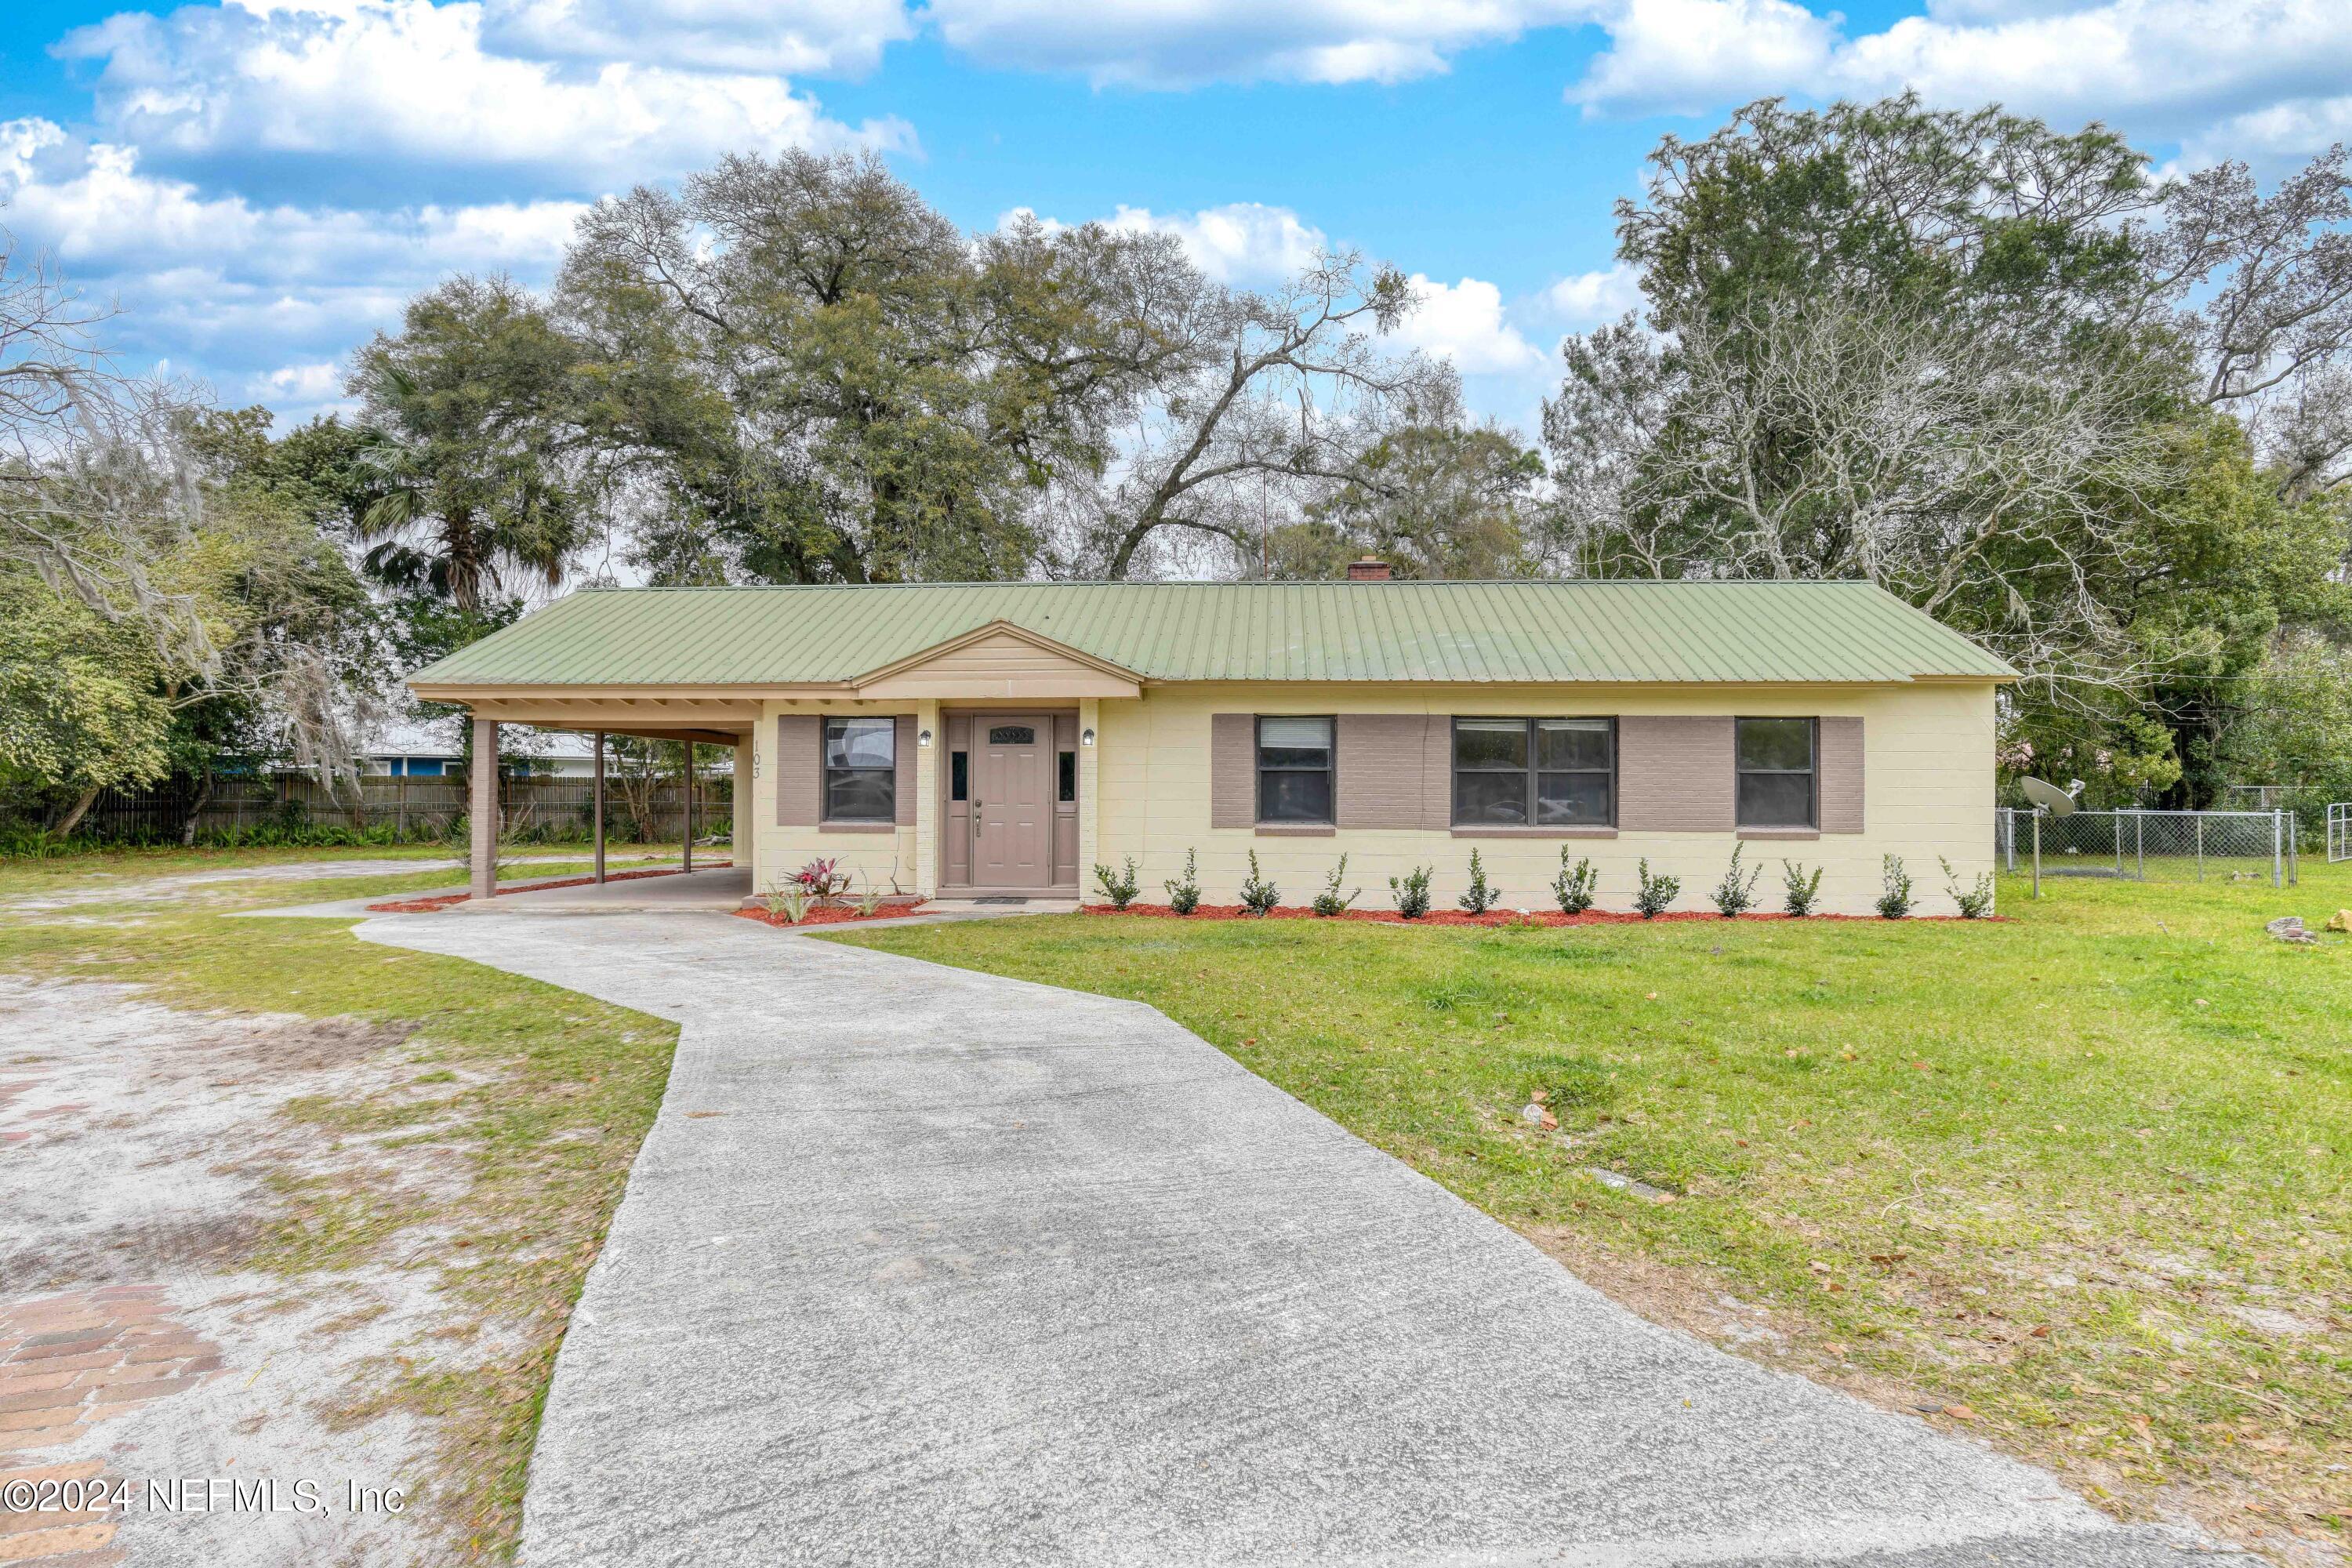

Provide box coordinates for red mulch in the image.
[364,861,733,914]
[1080,902,1991,924]
[733,901,927,928]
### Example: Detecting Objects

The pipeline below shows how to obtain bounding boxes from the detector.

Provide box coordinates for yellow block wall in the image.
[750,700,928,899]
[1090,682,1998,918]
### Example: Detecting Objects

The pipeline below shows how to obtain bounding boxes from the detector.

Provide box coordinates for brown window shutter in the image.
[1819,717,1864,833]
[1210,713,1255,829]
[775,714,819,828]
[1617,716,1734,831]
[894,715,917,826]
[1335,715,1428,829]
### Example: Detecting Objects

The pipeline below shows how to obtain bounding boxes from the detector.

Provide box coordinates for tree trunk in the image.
[180,772,215,848]
[54,782,104,839]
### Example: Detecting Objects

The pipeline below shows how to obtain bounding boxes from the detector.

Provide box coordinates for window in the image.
[1736,717,1816,828]
[1256,716,1334,824]
[823,717,895,822]
[988,724,1036,746]
[1058,750,1076,804]
[1452,718,1613,826]
[950,751,968,803]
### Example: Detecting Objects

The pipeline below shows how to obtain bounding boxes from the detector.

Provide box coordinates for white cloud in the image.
[0,118,586,414]
[1541,262,1642,324]
[1392,274,1546,373]
[481,0,910,75]
[924,0,1598,88]
[1568,0,1835,116]
[56,0,910,187]
[1102,201,1327,283]
[1570,0,2352,166]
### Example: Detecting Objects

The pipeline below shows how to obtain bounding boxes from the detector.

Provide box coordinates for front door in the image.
[973,715,1052,888]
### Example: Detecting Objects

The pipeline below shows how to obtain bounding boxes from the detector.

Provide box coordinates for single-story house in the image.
[406,570,2016,914]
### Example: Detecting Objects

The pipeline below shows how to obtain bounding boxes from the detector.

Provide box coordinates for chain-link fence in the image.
[2330,804,2352,863]
[1996,807,2298,890]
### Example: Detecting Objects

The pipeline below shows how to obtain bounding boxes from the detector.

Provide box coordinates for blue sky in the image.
[4,0,2348,434]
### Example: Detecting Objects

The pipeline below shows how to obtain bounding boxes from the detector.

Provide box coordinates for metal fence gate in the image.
[2331,803,2352,863]
[1997,807,2298,891]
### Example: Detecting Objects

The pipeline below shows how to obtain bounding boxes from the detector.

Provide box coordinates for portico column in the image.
[470,716,499,901]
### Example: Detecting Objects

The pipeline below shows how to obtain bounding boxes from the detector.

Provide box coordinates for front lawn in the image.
[0,848,677,1561]
[833,871,2351,1560]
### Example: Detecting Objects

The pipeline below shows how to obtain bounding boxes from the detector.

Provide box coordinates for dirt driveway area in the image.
[0,854,673,1566]
[1,977,470,1566]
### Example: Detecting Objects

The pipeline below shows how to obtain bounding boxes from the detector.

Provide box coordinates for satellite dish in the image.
[2020,776,2077,817]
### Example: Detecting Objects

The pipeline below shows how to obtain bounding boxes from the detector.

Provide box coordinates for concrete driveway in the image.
[354,910,2209,1568]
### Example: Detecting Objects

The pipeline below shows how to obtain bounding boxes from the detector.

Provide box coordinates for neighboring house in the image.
[356,720,731,780]
[406,568,2016,913]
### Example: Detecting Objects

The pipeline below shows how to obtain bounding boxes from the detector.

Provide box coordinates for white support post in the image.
[469,717,498,901]
[593,730,606,884]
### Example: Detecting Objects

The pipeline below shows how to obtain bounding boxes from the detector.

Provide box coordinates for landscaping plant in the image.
[856,882,887,918]
[1780,860,1823,916]
[1632,858,1679,918]
[1239,851,1280,916]
[763,881,814,924]
[1093,855,1142,910]
[1389,864,1433,919]
[1552,850,1597,915]
[1940,856,1994,918]
[1312,855,1360,916]
[793,856,851,902]
[1876,854,1915,919]
[1457,848,1498,914]
[1163,848,1201,915]
[1709,844,1762,917]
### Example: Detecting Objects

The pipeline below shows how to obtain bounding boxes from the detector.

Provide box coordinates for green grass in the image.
[833,871,2352,1557]
[0,847,679,1559]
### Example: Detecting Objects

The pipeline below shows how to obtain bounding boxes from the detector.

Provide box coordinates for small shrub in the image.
[1632,858,1679,919]
[1552,850,1597,915]
[793,856,851,901]
[1093,855,1142,909]
[1457,848,1498,914]
[1876,854,1915,919]
[1239,850,1280,916]
[763,881,814,924]
[1940,856,1994,919]
[856,882,887,918]
[1312,855,1359,916]
[1780,860,1824,917]
[1709,844,1762,917]
[1389,864,1433,919]
[1163,848,1201,915]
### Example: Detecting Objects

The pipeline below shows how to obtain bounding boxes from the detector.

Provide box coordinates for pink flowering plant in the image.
[792,857,853,902]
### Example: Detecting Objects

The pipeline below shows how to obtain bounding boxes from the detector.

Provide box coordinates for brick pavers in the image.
[0,1289,220,1566]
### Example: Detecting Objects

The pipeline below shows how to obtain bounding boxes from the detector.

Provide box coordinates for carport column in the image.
[1077,696,1100,900]
[913,699,941,898]
[592,731,606,884]
[469,716,499,901]
[682,744,695,873]
[732,733,753,877]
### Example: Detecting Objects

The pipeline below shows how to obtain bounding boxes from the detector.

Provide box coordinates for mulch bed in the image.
[733,901,927,929]
[1080,903,1991,924]
[365,861,733,914]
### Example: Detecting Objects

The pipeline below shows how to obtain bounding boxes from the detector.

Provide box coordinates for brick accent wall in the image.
[775,714,820,827]
[1820,716,1865,833]
[1335,714,1436,829]
[1209,713,1255,829]
[1617,715,1736,832]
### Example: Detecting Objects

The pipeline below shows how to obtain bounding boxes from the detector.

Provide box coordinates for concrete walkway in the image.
[354,911,2212,1568]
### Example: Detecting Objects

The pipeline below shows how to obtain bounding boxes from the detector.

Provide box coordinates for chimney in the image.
[1345,556,1392,582]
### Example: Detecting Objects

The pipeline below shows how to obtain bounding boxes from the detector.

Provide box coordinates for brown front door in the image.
[973,716,1051,888]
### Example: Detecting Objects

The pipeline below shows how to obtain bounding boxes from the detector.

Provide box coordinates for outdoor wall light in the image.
[1081,728,1095,746]
[918,728,934,747]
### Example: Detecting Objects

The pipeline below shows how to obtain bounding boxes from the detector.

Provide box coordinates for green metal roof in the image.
[408,580,2018,688]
